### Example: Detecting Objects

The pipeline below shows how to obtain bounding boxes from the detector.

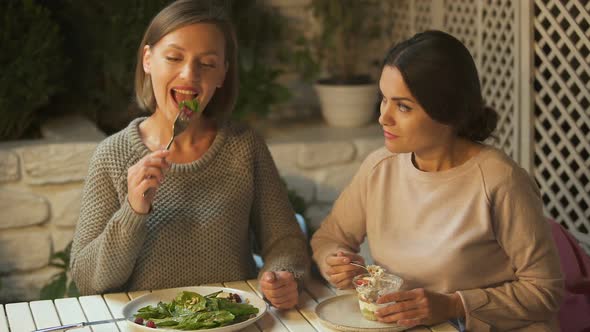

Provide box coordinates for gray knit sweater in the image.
[70,118,309,295]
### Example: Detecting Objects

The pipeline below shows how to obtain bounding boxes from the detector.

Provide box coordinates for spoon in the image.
[349,261,368,271]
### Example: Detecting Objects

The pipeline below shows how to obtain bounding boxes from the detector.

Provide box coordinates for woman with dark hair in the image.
[311,30,563,330]
[70,0,308,310]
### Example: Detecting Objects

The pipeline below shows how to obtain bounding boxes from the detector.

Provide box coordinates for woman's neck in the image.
[412,138,480,172]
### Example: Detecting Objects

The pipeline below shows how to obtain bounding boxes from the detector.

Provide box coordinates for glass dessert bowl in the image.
[352,270,403,321]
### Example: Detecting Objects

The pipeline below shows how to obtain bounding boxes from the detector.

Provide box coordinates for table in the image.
[0,278,457,332]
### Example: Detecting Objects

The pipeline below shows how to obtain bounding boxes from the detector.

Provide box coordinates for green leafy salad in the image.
[179,99,200,117]
[133,291,259,330]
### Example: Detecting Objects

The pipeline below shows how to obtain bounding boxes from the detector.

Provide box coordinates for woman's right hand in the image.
[127,149,170,214]
[325,251,366,289]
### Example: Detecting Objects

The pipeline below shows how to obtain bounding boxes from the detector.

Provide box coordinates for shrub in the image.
[45,0,169,134]
[16,1,298,137]
[230,0,292,121]
[305,0,394,84]
[0,0,66,140]
[49,0,296,133]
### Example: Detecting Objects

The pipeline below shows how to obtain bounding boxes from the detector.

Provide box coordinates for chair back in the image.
[549,219,590,331]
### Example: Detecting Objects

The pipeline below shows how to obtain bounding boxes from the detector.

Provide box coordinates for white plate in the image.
[315,294,406,332]
[122,286,267,332]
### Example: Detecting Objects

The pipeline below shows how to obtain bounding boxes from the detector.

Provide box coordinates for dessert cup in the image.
[352,273,403,321]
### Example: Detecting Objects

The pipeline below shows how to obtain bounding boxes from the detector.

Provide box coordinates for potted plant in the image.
[306,0,390,127]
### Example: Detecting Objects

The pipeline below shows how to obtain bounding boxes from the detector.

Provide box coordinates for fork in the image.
[164,110,191,150]
[142,110,191,198]
[32,317,128,331]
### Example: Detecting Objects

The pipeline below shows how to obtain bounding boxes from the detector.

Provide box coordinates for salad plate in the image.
[315,294,406,332]
[122,286,267,332]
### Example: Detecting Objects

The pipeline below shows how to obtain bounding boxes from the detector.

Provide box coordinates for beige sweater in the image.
[311,146,563,331]
[71,118,309,295]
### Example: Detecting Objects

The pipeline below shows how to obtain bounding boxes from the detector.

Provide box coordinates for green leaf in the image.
[66,280,80,297]
[50,251,68,264]
[218,299,259,316]
[48,263,67,269]
[206,297,220,311]
[174,311,235,330]
[151,317,181,327]
[173,291,207,314]
[179,99,200,113]
[40,272,67,300]
[204,290,223,298]
[135,302,170,320]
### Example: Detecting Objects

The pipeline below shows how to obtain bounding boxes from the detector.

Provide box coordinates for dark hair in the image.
[134,0,238,123]
[382,30,497,142]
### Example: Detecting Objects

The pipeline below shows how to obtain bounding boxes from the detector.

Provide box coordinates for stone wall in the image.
[0,144,97,302]
[268,138,382,232]
[0,116,105,303]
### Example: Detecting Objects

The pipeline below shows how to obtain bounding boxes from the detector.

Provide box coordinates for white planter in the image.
[314,83,377,127]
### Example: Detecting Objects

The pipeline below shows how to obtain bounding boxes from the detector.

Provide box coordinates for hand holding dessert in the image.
[352,265,403,322]
[374,288,464,328]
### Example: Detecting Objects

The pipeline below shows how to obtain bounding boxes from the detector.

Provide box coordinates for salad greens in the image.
[179,99,200,114]
[134,291,259,330]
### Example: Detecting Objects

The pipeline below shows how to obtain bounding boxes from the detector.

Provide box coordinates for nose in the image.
[378,102,395,126]
[180,61,200,82]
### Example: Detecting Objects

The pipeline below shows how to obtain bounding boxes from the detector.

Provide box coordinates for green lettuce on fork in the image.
[134,291,259,330]
[179,98,200,117]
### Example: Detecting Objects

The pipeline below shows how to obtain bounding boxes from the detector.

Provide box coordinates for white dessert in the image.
[366,264,384,278]
[358,299,389,321]
[353,264,402,321]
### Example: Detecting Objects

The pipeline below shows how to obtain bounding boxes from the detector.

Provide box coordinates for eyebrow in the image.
[378,86,416,103]
[165,43,220,56]
[390,96,415,103]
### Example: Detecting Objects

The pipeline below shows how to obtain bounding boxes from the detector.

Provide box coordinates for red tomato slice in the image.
[355,279,369,286]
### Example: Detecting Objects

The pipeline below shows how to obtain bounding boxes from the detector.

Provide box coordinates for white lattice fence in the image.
[414,0,433,32]
[443,0,519,159]
[444,0,480,64]
[533,0,590,251]
[389,0,413,44]
[480,1,517,158]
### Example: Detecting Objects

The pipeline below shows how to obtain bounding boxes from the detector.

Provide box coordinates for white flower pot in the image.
[314,83,377,127]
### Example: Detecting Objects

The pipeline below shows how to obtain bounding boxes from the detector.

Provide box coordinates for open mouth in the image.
[171,88,199,107]
[171,88,199,117]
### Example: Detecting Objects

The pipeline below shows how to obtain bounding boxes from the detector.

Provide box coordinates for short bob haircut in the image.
[134,0,238,123]
[382,30,498,142]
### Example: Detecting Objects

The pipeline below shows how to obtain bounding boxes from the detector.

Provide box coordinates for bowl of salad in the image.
[122,286,267,331]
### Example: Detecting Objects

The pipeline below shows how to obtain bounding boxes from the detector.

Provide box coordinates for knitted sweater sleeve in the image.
[250,133,310,281]
[457,167,563,331]
[70,142,149,295]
